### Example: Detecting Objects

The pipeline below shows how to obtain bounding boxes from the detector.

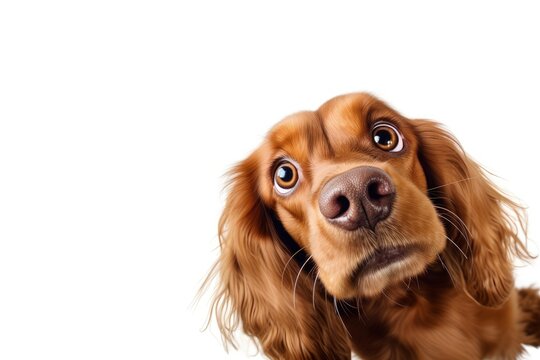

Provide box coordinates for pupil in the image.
[278,166,293,182]
[375,130,393,146]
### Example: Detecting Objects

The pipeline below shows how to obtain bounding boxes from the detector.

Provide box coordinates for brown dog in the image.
[207,93,540,359]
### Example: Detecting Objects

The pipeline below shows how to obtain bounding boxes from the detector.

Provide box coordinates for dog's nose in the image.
[318,166,396,231]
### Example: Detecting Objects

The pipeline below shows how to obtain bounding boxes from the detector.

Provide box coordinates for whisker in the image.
[428,195,456,206]
[281,246,306,283]
[312,271,319,310]
[355,296,366,324]
[434,206,472,244]
[403,277,420,297]
[402,278,412,291]
[381,288,406,307]
[293,255,313,308]
[434,206,473,259]
[433,205,472,237]
[444,234,468,260]
[437,214,469,253]
[438,254,456,287]
[338,302,354,318]
[333,296,352,338]
[341,299,357,309]
[427,177,478,192]
[324,284,328,304]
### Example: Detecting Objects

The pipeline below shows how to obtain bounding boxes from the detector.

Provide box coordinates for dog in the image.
[207,93,540,359]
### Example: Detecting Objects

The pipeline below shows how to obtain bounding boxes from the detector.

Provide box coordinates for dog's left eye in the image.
[274,161,299,195]
[372,123,404,152]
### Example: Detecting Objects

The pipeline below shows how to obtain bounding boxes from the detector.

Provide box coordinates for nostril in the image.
[367,181,383,201]
[319,193,352,220]
[367,179,394,202]
[335,195,350,218]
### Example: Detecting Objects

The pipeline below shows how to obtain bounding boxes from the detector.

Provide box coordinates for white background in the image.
[1,1,539,359]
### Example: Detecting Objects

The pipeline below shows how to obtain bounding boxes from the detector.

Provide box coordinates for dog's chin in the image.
[354,251,429,298]
[323,248,434,300]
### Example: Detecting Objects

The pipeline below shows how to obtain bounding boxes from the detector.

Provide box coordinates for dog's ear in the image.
[413,120,531,307]
[208,149,351,359]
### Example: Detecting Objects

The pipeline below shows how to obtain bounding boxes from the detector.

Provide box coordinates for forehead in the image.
[266,93,406,162]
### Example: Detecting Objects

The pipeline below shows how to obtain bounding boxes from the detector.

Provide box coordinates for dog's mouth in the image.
[351,245,415,280]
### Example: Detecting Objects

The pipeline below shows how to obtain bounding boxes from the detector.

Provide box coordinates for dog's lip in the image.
[352,245,414,279]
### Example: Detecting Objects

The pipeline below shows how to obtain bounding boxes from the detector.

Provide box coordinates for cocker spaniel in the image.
[207,93,540,359]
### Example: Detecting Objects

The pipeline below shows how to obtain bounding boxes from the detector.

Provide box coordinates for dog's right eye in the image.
[274,161,299,195]
[372,122,404,152]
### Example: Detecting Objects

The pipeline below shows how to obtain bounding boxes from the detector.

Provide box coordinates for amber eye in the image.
[372,123,404,152]
[274,161,299,195]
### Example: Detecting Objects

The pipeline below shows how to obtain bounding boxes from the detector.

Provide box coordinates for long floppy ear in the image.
[208,151,351,359]
[413,120,531,307]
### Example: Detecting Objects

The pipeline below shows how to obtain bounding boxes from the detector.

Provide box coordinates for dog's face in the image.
[255,93,446,299]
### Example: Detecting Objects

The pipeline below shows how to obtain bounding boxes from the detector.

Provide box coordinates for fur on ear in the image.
[207,151,351,359]
[413,120,532,307]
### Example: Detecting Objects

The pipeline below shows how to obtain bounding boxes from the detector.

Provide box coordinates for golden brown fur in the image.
[207,93,540,359]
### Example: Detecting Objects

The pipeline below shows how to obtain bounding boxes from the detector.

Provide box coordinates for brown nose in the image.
[318,166,396,231]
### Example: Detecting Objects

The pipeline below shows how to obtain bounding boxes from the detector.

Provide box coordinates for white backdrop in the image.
[1,1,539,359]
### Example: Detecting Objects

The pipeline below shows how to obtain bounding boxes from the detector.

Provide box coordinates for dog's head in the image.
[257,93,446,299]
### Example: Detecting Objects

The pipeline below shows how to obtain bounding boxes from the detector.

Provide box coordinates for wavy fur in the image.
[205,93,539,359]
